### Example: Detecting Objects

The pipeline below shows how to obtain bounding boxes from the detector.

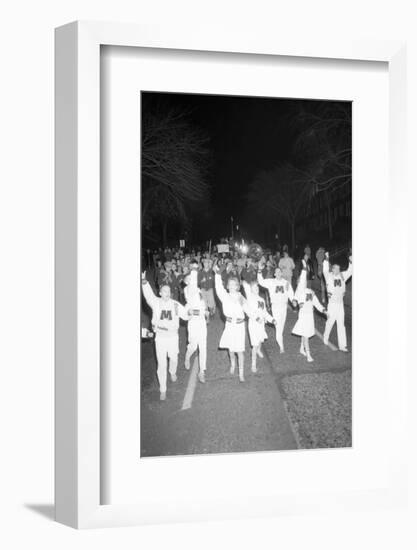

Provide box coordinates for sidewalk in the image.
[262,306,352,449]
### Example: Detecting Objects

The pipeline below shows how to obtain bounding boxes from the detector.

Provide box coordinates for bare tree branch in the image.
[141,103,211,234]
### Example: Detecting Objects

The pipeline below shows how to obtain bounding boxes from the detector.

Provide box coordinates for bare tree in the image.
[289,102,352,239]
[141,102,210,245]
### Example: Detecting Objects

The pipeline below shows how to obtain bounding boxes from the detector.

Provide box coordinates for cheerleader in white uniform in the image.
[292,261,327,363]
[242,280,276,373]
[213,264,251,382]
[258,265,295,353]
[142,271,189,400]
[322,252,352,352]
[184,267,209,383]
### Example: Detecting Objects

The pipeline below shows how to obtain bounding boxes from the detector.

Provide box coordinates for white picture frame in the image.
[55,21,407,529]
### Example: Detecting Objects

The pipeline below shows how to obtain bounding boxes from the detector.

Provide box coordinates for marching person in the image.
[242,280,276,373]
[142,270,189,401]
[213,262,251,382]
[292,260,327,363]
[184,264,209,383]
[257,263,295,353]
[322,252,352,352]
[198,258,216,317]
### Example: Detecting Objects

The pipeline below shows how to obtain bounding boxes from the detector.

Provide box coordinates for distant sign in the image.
[217,244,230,253]
[179,239,185,248]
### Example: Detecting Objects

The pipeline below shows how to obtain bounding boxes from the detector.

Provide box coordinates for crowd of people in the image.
[141,241,352,401]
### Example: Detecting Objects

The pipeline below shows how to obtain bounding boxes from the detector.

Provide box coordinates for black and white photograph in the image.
[3,1,415,543]
[140,91,352,457]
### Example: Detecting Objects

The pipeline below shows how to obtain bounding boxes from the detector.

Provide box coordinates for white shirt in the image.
[242,281,274,324]
[214,274,250,320]
[257,272,295,306]
[142,281,188,335]
[323,259,352,304]
[184,270,207,322]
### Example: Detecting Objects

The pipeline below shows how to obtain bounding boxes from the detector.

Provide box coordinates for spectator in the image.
[278,250,296,284]
[262,259,275,279]
[198,258,216,316]
[241,257,257,284]
[157,261,180,300]
[315,246,326,302]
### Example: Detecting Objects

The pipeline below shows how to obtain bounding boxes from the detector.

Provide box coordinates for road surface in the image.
[140,287,352,457]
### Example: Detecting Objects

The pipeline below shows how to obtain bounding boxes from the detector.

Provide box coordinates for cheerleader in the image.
[322,252,352,352]
[184,267,209,383]
[292,261,327,363]
[213,264,251,382]
[242,280,276,372]
[257,265,295,353]
[142,271,189,400]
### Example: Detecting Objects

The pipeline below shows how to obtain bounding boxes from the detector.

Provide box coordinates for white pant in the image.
[155,334,179,393]
[323,302,347,349]
[271,303,288,350]
[185,321,207,372]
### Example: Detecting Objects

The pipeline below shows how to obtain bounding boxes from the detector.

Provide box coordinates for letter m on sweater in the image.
[160,310,172,321]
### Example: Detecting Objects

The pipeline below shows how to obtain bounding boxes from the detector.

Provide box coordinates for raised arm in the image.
[177,302,190,322]
[322,252,331,282]
[188,267,199,291]
[299,260,307,284]
[286,280,295,302]
[141,272,158,310]
[214,272,228,304]
[186,269,201,304]
[257,270,272,290]
[342,256,353,282]
[294,261,307,303]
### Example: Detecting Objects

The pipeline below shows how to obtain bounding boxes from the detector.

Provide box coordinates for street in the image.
[140,286,352,457]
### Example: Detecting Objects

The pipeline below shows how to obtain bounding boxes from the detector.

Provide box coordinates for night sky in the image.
[142,91,346,245]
